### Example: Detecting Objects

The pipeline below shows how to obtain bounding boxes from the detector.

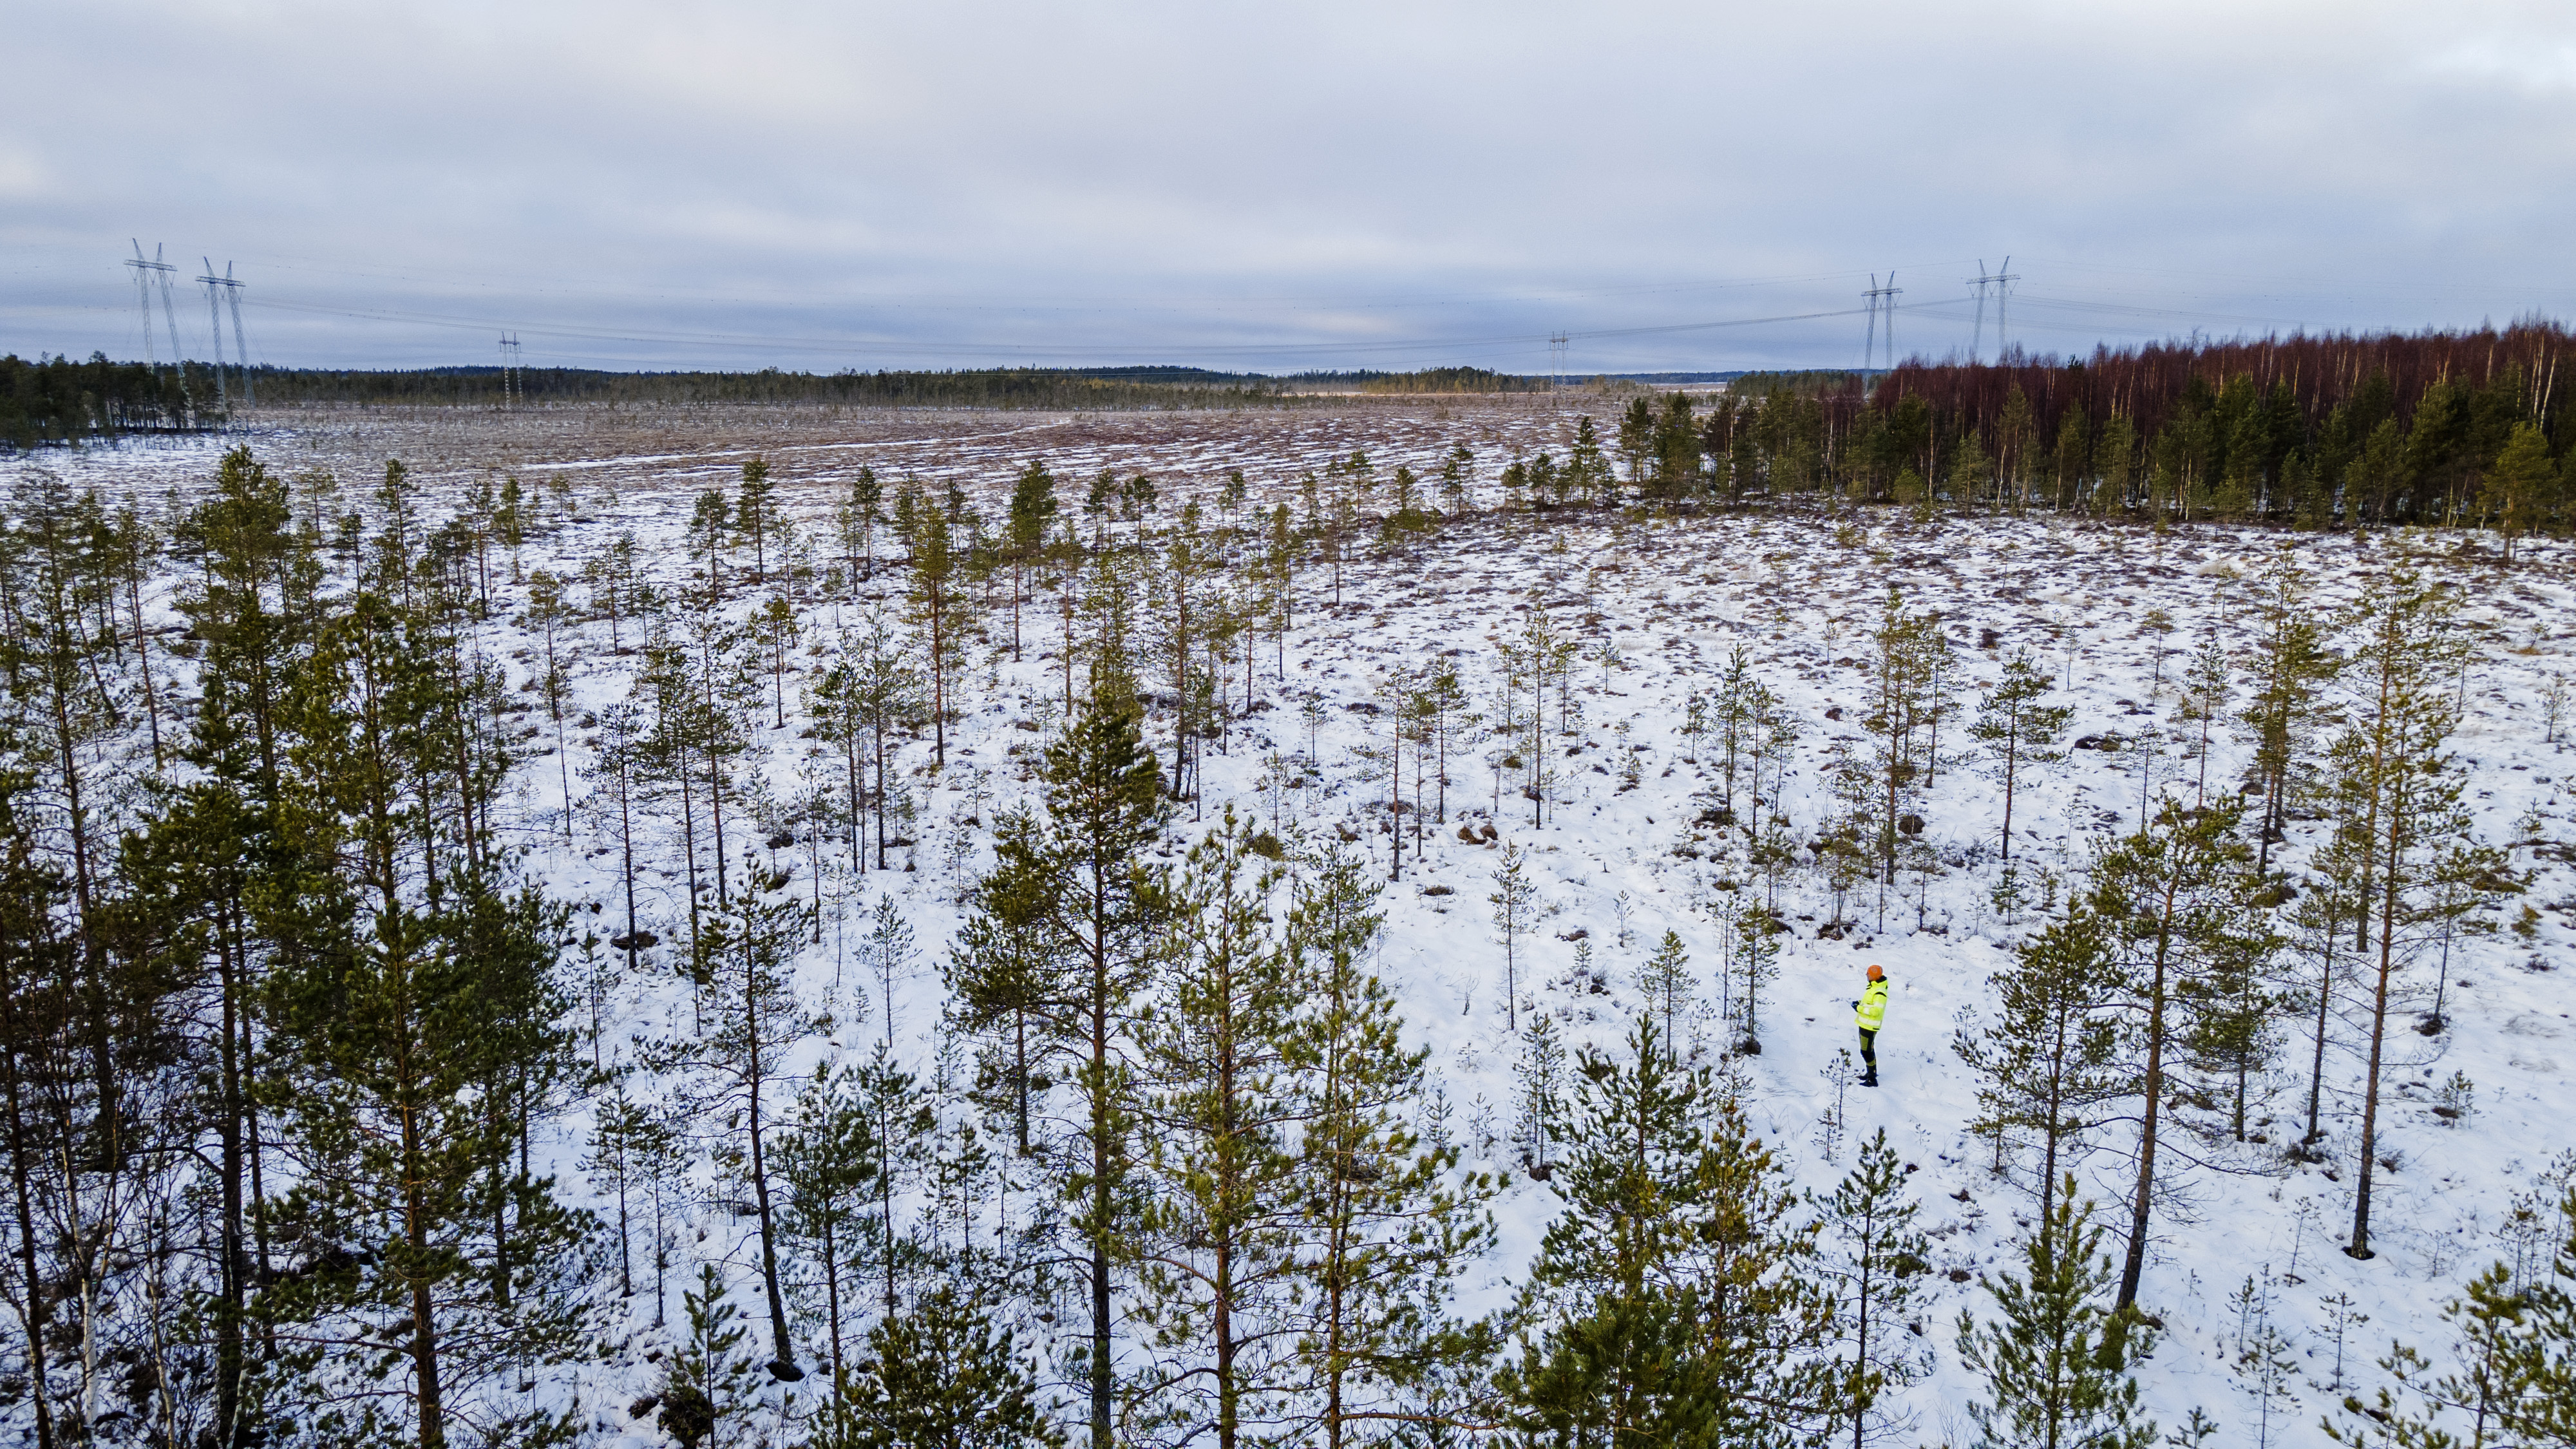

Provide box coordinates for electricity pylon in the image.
[1862,272,1902,376]
[1966,256,2019,363]
[126,241,182,372]
[198,258,252,412]
[499,334,523,410]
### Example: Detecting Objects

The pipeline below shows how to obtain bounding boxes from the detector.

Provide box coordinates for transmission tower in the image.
[199,260,252,408]
[1862,272,1902,376]
[499,333,523,410]
[1965,256,2020,363]
[1548,332,1569,406]
[126,240,182,372]
[198,258,247,413]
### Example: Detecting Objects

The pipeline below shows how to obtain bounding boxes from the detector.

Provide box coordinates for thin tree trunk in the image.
[1090,1018,1115,1449]
[2348,828,2404,1259]
[745,991,795,1370]
[929,589,947,770]
[2116,871,2183,1313]
[402,1083,446,1449]
[824,1229,844,1393]
[2000,728,2019,861]
[215,922,246,1449]
[2303,912,2337,1146]
[3,968,59,1449]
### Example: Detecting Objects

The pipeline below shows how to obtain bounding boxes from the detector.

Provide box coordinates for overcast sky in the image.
[6,1,2574,375]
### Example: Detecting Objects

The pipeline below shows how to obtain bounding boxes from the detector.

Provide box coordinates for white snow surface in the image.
[13,407,2576,1447]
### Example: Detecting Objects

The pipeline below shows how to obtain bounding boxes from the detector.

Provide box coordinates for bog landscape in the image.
[0,336,2571,1448]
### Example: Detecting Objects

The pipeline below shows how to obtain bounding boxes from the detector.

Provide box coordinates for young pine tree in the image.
[909,498,961,768]
[1972,647,2072,864]
[1285,840,1497,1449]
[1819,1128,1931,1449]
[2240,550,2339,876]
[1515,1013,1570,1179]
[1636,929,1694,1062]
[2331,1184,2576,1449]
[1132,809,1304,1449]
[2087,795,2278,1317]
[266,583,592,1449]
[949,804,1065,1157]
[858,893,915,1047]
[1489,842,1537,1031]
[1863,587,1943,920]
[812,1285,1065,1449]
[1955,904,2124,1218]
[1507,1016,1834,1446]
[2327,565,2514,1260]
[1729,902,1781,1056]
[1956,1182,2157,1449]
[649,859,814,1382]
[1007,460,1059,661]
[849,1042,936,1316]
[773,1064,885,1394]
[661,1264,761,1449]
[1007,681,1166,1447]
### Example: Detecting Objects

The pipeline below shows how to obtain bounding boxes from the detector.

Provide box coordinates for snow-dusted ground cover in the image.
[15,401,2575,1446]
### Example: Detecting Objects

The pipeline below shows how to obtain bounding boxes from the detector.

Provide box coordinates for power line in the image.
[241,292,1879,363]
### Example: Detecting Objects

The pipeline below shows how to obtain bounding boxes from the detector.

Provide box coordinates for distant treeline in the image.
[2,353,232,448]
[1287,366,1550,394]
[1726,370,1865,399]
[1656,322,2573,532]
[246,364,1307,411]
[231,363,1558,410]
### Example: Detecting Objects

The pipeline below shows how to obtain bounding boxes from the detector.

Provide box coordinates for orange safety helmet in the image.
[1866,963,1885,981]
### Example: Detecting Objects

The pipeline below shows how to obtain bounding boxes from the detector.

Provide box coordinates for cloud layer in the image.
[7,0,2573,373]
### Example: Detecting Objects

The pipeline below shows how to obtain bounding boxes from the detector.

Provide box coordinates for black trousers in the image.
[1858,1028,1878,1079]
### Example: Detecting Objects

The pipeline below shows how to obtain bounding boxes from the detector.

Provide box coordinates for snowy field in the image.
[15,401,2574,1447]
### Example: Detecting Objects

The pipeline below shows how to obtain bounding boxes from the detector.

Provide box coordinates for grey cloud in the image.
[6,0,2573,374]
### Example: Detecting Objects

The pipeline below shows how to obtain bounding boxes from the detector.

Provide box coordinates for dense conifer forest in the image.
[1,355,234,448]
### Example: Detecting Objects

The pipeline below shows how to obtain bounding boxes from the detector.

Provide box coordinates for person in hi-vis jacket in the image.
[1853,964,1888,1087]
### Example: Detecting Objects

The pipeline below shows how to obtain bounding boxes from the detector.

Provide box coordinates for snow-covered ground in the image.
[15,403,2573,1446]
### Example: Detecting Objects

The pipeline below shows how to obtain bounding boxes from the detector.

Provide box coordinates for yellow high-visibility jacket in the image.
[1855,978,1888,1032]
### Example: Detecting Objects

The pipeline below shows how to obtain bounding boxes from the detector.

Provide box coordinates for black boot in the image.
[1862,1074,1879,1087]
